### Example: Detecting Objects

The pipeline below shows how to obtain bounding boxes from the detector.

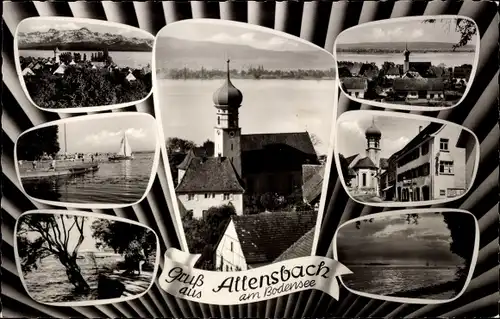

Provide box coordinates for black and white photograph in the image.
[15,211,159,305]
[155,19,335,271]
[335,210,477,301]
[335,16,478,108]
[16,113,159,206]
[15,17,153,110]
[336,111,478,205]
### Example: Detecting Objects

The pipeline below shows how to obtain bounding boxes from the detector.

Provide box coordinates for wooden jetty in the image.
[20,163,99,180]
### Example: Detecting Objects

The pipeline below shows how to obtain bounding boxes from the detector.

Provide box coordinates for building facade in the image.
[395,123,466,201]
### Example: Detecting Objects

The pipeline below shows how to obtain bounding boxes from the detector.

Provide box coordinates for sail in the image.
[117,132,132,157]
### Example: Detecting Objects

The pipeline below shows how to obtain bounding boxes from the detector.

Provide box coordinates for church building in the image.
[176,60,319,218]
[344,119,383,198]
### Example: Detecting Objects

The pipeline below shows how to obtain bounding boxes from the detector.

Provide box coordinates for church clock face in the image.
[229,131,235,138]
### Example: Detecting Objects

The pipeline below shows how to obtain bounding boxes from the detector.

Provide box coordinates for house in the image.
[402,71,423,79]
[125,72,137,82]
[301,164,325,208]
[379,152,399,201]
[385,66,401,79]
[53,63,67,75]
[341,77,368,98]
[394,122,466,201]
[214,211,317,271]
[176,156,245,218]
[177,59,319,217]
[21,67,35,76]
[393,78,445,100]
[453,66,472,84]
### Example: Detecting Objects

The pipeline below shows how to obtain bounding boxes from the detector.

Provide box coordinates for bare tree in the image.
[17,214,90,293]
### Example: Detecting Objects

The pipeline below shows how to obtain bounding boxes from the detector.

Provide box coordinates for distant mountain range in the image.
[336,41,475,53]
[18,27,153,51]
[155,36,335,72]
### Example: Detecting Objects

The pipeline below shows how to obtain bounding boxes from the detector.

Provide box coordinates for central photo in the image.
[154,19,336,271]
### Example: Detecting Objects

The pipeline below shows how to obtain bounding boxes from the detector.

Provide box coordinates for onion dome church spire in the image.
[365,117,381,168]
[213,59,243,109]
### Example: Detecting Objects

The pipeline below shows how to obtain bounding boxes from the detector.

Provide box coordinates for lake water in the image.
[21,152,155,204]
[19,50,152,69]
[23,254,153,303]
[343,265,462,299]
[157,79,336,156]
[337,52,475,68]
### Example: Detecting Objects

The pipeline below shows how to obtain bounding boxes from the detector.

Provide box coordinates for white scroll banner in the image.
[158,248,353,305]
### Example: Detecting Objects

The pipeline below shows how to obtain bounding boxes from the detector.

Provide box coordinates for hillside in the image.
[18,27,153,51]
[336,41,475,53]
[155,36,335,72]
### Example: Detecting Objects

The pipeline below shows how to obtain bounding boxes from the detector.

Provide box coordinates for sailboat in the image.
[108,132,134,161]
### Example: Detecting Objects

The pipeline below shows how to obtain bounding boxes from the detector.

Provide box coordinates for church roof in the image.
[230,210,317,264]
[273,227,315,262]
[213,59,243,109]
[365,120,381,137]
[345,154,359,166]
[352,157,377,169]
[175,156,244,193]
[241,132,317,155]
[302,164,325,204]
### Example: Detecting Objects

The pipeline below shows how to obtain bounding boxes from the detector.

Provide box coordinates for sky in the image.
[336,213,467,266]
[337,18,478,44]
[158,20,317,52]
[24,215,99,252]
[159,79,335,156]
[56,115,157,154]
[19,18,152,39]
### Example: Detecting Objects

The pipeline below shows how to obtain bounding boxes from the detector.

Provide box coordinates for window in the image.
[421,142,429,155]
[226,265,229,271]
[217,116,220,125]
[202,210,208,219]
[440,189,446,196]
[362,173,366,187]
[354,92,359,98]
[439,161,454,174]
[188,194,194,201]
[204,193,215,199]
[440,138,449,151]
[223,194,230,200]
[230,242,233,252]
[231,143,233,151]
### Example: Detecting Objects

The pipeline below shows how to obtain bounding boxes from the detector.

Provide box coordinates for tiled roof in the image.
[175,156,245,193]
[273,227,315,262]
[386,67,401,76]
[241,132,316,155]
[393,78,445,91]
[341,77,367,90]
[352,157,377,169]
[302,164,325,204]
[177,147,210,170]
[231,210,318,264]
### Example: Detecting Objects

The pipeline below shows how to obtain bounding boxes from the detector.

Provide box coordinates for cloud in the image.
[371,26,405,41]
[205,32,299,51]
[80,129,146,147]
[411,28,424,39]
[339,120,364,137]
[28,22,80,32]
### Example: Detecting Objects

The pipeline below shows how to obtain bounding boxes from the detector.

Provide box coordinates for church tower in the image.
[365,118,381,168]
[213,59,243,177]
[403,42,411,73]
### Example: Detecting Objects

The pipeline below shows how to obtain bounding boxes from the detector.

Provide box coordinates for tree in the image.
[91,220,156,271]
[423,18,477,50]
[17,214,90,292]
[166,137,196,153]
[59,52,72,64]
[338,154,352,187]
[202,139,215,156]
[83,53,87,62]
[17,125,60,160]
[310,133,322,147]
